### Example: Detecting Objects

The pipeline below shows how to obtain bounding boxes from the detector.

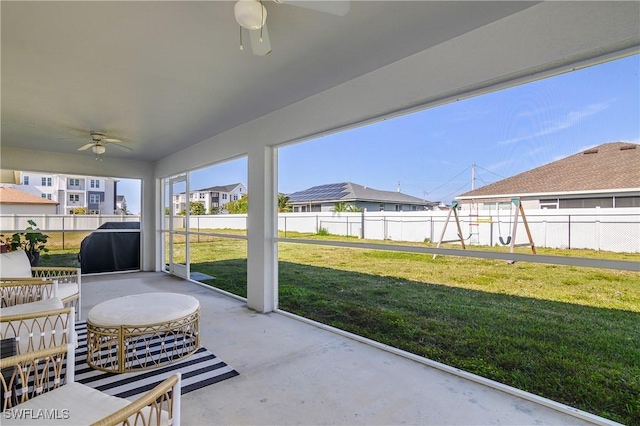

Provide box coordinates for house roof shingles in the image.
[0,187,58,205]
[458,142,640,199]
[289,182,432,205]
[194,183,243,193]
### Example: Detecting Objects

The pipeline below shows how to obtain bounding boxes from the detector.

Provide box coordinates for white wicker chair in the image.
[0,344,181,425]
[0,250,81,319]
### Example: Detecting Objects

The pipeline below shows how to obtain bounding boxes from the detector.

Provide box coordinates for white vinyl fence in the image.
[185,208,640,253]
[1,214,140,232]
[4,209,638,253]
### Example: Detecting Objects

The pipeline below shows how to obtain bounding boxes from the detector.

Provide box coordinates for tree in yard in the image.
[120,200,131,215]
[278,194,292,213]
[71,207,87,214]
[209,206,220,215]
[225,194,248,214]
[331,202,362,213]
[190,202,206,216]
[222,194,290,214]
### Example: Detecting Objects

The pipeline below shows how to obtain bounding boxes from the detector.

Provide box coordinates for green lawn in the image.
[44,233,640,423]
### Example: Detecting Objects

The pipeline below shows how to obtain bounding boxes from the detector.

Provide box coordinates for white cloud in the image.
[486,160,511,173]
[497,101,613,145]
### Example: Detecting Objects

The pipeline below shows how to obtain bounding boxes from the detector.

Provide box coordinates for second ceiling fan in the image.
[234,0,350,56]
[77,131,132,159]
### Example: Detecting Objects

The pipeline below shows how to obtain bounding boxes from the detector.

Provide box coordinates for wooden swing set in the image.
[433,198,536,259]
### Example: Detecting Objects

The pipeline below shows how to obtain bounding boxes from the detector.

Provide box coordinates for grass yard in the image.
[43,231,640,423]
[188,237,639,424]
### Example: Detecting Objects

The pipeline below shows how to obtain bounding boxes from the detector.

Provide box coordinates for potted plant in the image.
[0,235,11,253]
[10,220,49,266]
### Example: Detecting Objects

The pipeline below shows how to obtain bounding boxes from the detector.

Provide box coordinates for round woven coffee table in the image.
[86,292,200,373]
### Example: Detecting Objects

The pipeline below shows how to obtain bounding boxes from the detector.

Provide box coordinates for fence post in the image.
[383,216,387,240]
[430,215,434,243]
[360,211,365,239]
[568,215,571,249]
[489,216,494,247]
[346,215,349,237]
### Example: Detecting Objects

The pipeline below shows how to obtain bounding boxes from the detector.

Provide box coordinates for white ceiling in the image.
[1,1,541,162]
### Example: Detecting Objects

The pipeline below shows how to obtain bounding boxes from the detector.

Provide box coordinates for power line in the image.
[425,164,471,195]
[426,163,505,202]
[475,164,505,179]
[440,180,473,202]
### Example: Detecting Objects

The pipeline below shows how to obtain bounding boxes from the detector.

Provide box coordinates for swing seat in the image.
[499,236,511,245]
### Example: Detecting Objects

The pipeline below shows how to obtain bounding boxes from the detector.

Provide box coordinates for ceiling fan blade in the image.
[103,138,122,143]
[282,1,350,16]
[109,142,133,151]
[249,24,271,56]
[78,143,94,151]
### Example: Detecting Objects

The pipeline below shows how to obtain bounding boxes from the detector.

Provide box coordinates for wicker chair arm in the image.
[90,374,181,426]
[0,279,58,306]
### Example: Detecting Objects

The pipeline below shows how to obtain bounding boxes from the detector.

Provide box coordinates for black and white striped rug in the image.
[73,322,239,400]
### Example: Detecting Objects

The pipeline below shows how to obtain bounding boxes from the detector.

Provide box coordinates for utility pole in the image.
[471,163,476,191]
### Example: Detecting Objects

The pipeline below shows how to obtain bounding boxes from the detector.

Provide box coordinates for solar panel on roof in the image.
[289,183,348,202]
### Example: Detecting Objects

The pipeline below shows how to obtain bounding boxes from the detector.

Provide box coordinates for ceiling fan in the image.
[77,131,131,159]
[234,0,350,56]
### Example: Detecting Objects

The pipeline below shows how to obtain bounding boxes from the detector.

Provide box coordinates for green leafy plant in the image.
[278,194,292,213]
[10,220,49,265]
[225,194,248,214]
[189,202,206,215]
[316,227,330,236]
[331,202,363,213]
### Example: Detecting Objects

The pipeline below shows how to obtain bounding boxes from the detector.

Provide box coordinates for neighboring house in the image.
[116,195,127,213]
[173,183,246,214]
[287,182,436,212]
[17,171,118,214]
[456,142,640,210]
[0,185,59,214]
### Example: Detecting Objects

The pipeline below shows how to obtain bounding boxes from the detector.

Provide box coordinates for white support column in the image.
[141,175,157,271]
[247,146,278,313]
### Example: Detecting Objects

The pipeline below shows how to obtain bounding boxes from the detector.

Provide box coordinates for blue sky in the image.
[119,54,639,213]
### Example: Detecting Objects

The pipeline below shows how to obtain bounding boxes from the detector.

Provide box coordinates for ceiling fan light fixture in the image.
[235,0,267,30]
[92,144,106,155]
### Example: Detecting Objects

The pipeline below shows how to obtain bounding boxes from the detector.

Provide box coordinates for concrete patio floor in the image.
[81,272,614,426]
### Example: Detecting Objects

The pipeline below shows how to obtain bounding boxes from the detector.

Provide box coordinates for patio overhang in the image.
[1,1,639,309]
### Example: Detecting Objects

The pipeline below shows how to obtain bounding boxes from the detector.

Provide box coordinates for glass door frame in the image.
[167,174,189,280]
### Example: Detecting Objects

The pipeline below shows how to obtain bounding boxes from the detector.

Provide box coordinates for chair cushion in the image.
[0,297,64,316]
[57,283,79,300]
[0,250,32,278]
[1,382,170,425]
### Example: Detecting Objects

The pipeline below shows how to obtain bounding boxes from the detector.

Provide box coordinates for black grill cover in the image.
[78,222,140,274]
